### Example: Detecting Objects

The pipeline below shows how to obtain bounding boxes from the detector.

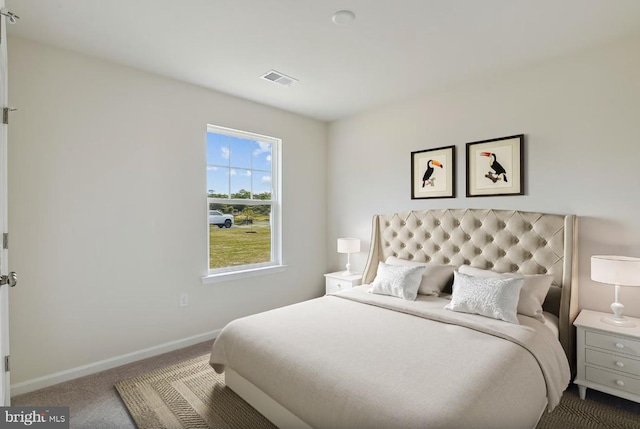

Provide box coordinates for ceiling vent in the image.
[260,70,298,87]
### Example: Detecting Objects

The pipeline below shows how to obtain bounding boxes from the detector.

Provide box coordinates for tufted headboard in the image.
[362,209,578,366]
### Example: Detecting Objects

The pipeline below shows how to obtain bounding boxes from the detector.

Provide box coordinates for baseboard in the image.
[10,328,221,397]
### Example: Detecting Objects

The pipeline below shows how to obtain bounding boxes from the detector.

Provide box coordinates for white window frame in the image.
[202,124,284,283]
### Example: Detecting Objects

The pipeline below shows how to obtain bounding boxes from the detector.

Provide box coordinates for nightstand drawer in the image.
[586,366,640,396]
[326,277,349,294]
[586,331,640,357]
[324,272,362,295]
[586,349,640,376]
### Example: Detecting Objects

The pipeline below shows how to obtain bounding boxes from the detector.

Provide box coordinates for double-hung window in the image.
[204,124,282,281]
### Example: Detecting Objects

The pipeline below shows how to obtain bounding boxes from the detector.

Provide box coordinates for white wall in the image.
[328,35,640,317]
[7,37,327,385]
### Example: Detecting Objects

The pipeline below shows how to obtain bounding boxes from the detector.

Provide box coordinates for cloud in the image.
[266,155,272,163]
[261,175,271,183]
[253,142,271,156]
[207,166,218,171]
[221,146,230,160]
[244,170,252,176]
[230,169,237,176]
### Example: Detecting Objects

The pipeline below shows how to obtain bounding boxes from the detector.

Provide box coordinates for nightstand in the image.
[574,309,640,403]
[324,271,362,295]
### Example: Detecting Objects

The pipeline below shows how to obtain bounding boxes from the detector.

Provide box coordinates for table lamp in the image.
[591,255,640,327]
[337,238,360,275]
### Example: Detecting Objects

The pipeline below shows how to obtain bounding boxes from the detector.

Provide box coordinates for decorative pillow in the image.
[445,271,524,324]
[385,256,455,296]
[458,265,553,322]
[368,262,426,301]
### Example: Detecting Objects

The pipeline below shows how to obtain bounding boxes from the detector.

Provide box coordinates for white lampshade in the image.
[337,238,361,254]
[591,255,640,327]
[591,255,640,286]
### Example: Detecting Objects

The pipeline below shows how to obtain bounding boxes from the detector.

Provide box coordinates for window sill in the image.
[202,265,288,284]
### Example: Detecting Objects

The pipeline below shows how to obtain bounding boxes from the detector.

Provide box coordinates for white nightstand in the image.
[574,309,640,403]
[324,271,362,295]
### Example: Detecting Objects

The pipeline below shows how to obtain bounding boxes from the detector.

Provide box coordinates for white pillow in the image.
[368,262,426,301]
[445,271,524,324]
[458,265,553,322]
[385,256,455,296]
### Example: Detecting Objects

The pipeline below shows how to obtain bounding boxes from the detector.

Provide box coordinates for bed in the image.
[210,209,578,429]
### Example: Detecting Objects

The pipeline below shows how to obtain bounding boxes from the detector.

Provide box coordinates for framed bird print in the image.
[466,134,524,197]
[411,145,455,199]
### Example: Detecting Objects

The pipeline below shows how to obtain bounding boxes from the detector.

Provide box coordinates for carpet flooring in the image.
[11,340,214,429]
[117,353,640,429]
[538,388,640,429]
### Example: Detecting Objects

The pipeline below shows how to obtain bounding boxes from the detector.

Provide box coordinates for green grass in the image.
[209,226,271,269]
[235,214,270,223]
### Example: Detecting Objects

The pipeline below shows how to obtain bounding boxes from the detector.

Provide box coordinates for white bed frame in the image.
[224,209,578,428]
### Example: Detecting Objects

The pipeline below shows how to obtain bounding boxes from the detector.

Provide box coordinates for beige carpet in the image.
[117,354,640,429]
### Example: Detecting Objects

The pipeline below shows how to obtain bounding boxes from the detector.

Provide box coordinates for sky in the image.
[206,132,272,197]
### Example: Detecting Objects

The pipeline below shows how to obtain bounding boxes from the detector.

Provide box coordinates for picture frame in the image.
[411,145,456,199]
[466,134,524,197]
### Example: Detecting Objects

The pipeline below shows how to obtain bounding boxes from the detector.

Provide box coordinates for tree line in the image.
[208,189,271,216]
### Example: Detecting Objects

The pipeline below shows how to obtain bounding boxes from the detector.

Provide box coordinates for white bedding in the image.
[210,286,570,429]
[542,311,560,338]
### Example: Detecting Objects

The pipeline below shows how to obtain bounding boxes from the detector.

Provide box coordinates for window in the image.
[205,124,282,280]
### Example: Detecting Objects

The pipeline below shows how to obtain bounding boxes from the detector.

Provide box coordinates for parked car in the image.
[209,210,234,228]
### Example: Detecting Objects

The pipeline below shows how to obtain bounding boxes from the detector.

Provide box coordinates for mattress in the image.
[210,286,570,429]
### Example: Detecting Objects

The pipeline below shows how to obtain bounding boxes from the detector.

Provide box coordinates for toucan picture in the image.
[481,152,507,183]
[422,160,442,187]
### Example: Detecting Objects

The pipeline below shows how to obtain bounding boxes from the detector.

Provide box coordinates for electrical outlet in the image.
[179,293,189,307]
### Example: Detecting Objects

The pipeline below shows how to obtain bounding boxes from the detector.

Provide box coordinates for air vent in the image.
[260,70,298,87]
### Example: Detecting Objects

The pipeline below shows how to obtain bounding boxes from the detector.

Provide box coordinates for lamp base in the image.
[601,315,637,328]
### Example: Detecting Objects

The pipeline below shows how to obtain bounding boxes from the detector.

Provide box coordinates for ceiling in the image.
[6,0,640,121]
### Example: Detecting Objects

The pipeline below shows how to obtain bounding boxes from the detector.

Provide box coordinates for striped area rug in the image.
[537,387,640,429]
[115,355,275,429]
[116,354,639,429]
